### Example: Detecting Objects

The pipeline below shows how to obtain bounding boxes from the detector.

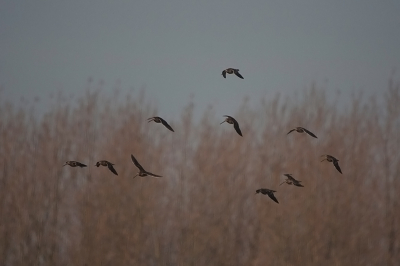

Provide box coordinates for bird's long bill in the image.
[63,164,67,167]
[279,181,285,186]
[133,174,138,179]
[220,121,226,124]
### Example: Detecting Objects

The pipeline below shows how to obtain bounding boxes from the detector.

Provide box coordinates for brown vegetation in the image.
[0,81,399,265]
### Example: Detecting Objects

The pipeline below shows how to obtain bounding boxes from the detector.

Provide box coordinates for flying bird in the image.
[63,161,87,167]
[221,68,244,79]
[131,154,162,178]
[287,127,318,138]
[147,116,174,132]
[255,188,279,204]
[95,160,118,175]
[220,115,243,136]
[320,155,342,174]
[279,174,304,187]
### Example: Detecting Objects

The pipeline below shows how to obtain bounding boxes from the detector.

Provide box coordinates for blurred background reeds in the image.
[0,80,399,265]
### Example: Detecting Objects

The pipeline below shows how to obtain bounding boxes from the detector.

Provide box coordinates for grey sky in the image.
[1,1,399,117]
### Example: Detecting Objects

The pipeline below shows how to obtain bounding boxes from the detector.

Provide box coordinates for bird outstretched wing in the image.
[145,171,162,178]
[77,162,87,167]
[267,192,279,204]
[302,127,318,138]
[233,120,243,136]
[287,129,296,135]
[108,163,118,175]
[333,160,342,174]
[160,117,174,132]
[234,69,244,79]
[131,154,145,171]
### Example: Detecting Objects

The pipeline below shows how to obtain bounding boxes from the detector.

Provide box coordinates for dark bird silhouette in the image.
[321,155,342,174]
[147,116,174,132]
[287,127,318,138]
[131,154,162,178]
[95,160,118,175]
[222,68,244,79]
[280,174,304,187]
[255,188,279,203]
[63,161,87,167]
[220,115,243,136]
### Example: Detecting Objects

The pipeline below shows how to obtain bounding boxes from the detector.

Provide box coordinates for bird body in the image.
[95,160,118,175]
[147,116,174,132]
[222,68,244,79]
[321,155,342,174]
[220,115,243,136]
[287,127,318,138]
[131,154,162,178]
[63,161,87,167]
[255,188,279,203]
[280,174,304,187]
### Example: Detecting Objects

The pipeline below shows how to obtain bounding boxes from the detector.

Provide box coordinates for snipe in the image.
[320,155,342,174]
[255,188,279,204]
[287,127,318,138]
[222,68,244,79]
[220,115,243,136]
[131,154,162,178]
[63,161,87,167]
[95,160,118,175]
[147,116,174,132]
[280,174,304,187]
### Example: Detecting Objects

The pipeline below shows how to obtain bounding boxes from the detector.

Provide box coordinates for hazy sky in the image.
[1,1,399,117]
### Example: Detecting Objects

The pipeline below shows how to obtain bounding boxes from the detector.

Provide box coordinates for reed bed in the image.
[0,81,399,265]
